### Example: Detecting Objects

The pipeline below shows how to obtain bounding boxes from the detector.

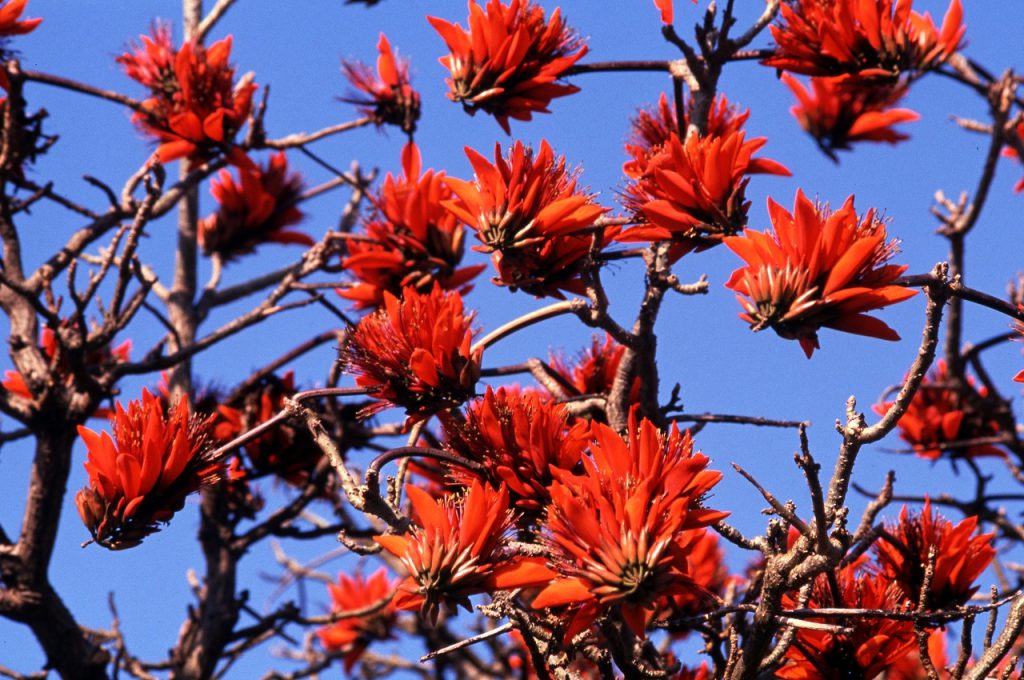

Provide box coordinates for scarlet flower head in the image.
[341,33,420,134]
[442,386,589,525]
[875,359,1008,461]
[0,0,41,91]
[75,389,222,549]
[316,569,398,674]
[533,415,727,640]
[874,500,995,610]
[619,127,790,247]
[428,0,587,133]
[215,372,326,487]
[724,190,917,357]
[782,74,920,161]
[374,480,554,623]
[2,326,131,407]
[763,0,965,80]
[338,143,484,310]
[543,334,642,419]
[344,285,482,422]
[199,152,310,261]
[118,27,256,166]
[778,566,917,680]
[445,140,611,297]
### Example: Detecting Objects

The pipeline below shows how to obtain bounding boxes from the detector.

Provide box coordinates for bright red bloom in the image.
[344,285,482,422]
[661,529,728,625]
[886,629,949,680]
[341,33,420,134]
[543,333,642,419]
[1001,121,1024,194]
[874,500,995,609]
[875,360,1008,460]
[74,389,221,549]
[0,0,41,91]
[316,569,398,674]
[119,28,256,166]
[533,415,726,640]
[445,140,611,297]
[724,190,916,357]
[442,386,589,525]
[763,0,965,80]
[2,326,131,407]
[782,74,919,160]
[428,0,587,133]
[619,127,790,246]
[214,372,326,487]
[198,152,310,260]
[338,144,484,310]
[778,567,917,680]
[374,480,555,623]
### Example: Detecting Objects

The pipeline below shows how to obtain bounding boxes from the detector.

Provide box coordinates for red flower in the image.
[0,0,41,91]
[119,27,256,166]
[316,569,398,673]
[875,360,1008,460]
[74,389,222,549]
[874,500,995,609]
[886,629,948,680]
[2,326,130,411]
[343,285,482,422]
[442,386,589,525]
[619,127,790,247]
[374,480,555,623]
[763,0,965,80]
[661,529,728,625]
[215,372,326,487]
[445,140,611,297]
[341,33,420,134]
[199,152,310,260]
[338,144,484,310]
[723,189,916,357]
[428,0,586,133]
[544,333,642,418]
[532,415,726,640]
[1001,121,1024,194]
[782,74,919,160]
[778,566,916,680]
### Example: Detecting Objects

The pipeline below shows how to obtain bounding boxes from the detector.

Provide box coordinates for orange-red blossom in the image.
[316,568,398,674]
[428,0,586,133]
[338,143,484,310]
[533,415,726,641]
[199,151,311,261]
[0,0,41,90]
[341,33,420,134]
[343,285,482,422]
[763,0,965,80]
[444,139,611,297]
[75,389,221,549]
[724,190,916,357]
[375,480,554,623]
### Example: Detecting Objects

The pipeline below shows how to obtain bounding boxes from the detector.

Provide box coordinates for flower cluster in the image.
[374,480,553,623]
[619,93,789,249]
[781,74,919,160]
[75,390,222,549]
[543,333,642,419]
[341,33,420,134]
[343,285,482,422]
[316,569,398,674]
[724,189,916,357]
[763,0,965,80]
[533,415,727,640]
[429,0,586,133]
[0,0,41,91]
[445,140,610,297]
[118,24,256,165]
[338,144,484,310]
[875,360,1008,460]
[198,152,310,261]
[442,386,589,526]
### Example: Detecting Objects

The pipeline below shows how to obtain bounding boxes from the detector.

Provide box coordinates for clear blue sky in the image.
[3,1,1024,676]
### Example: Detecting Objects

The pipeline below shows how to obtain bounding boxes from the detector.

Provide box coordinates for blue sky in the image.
[3,0,1024,676]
